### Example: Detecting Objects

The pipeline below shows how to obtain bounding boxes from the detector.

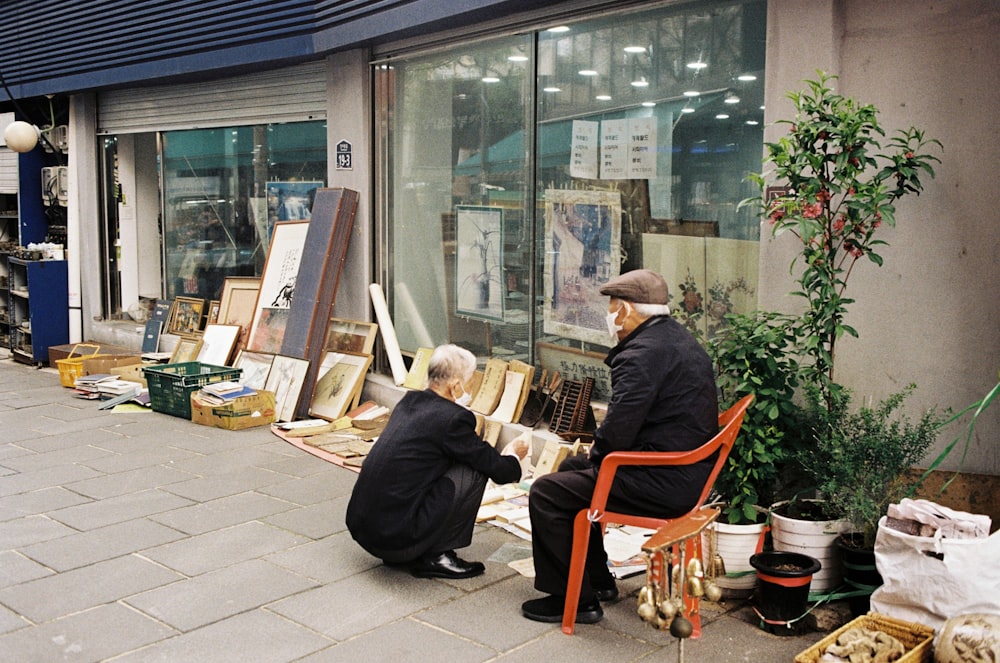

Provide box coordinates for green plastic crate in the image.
[143,362,242,419]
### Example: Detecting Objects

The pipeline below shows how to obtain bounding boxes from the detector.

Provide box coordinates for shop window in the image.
[376,0,766,396]
[162,122,327,302]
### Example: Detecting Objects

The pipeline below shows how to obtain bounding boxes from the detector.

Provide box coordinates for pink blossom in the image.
[802,202,824,219]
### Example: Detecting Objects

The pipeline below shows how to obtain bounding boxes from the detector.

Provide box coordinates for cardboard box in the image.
[116,361,161,388]
[190,390,276,431]
[83,354,143,376]
[48,342,135,366]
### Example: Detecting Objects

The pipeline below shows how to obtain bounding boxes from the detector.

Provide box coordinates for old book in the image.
[506,360,535,425]
[481,419,503,447]
[533,438,573,478]
[491,371,526,423]
[402,347,433,390]
[469,358,508,416]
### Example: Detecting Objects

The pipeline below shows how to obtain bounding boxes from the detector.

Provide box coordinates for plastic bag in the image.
[870,515,1000,630]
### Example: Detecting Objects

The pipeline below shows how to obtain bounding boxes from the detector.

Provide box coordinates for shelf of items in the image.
[7,257,68,365]
[0,192,17,349]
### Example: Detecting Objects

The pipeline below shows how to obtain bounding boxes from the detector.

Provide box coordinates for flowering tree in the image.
[748,72,941,405]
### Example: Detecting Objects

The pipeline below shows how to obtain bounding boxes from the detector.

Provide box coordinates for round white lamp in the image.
[3,120,40,153]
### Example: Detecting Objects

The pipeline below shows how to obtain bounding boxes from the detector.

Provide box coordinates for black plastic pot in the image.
[749,551,822,635]
[837,534,882,617]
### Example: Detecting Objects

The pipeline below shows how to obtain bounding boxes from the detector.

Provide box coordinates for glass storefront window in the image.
[162,121,327,302]
[378,0,766,395]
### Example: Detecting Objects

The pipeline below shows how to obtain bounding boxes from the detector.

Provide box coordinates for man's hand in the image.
[510,438,529,460]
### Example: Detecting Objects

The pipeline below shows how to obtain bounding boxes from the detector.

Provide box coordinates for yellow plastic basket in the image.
[55,344,106,388]
[794,612,934,663]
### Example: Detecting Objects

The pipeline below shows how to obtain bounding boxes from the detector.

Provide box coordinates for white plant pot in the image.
[770,499,851,593]
[705,520,768,597]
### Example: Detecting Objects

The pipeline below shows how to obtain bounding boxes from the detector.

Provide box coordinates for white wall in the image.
[761,0,1000,473]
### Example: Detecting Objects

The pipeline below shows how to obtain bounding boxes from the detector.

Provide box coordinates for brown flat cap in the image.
[599,269,669,305]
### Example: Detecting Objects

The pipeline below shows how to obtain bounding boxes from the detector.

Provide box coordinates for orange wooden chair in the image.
[561,393,754,634]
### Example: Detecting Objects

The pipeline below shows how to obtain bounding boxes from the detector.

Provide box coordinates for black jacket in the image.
[590,315,718,516]
[346,388,522,555]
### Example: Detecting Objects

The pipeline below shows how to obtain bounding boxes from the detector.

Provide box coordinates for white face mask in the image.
[606,303,628,344]
[455,388,472,408]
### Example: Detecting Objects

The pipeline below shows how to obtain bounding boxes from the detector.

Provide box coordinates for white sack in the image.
[870,515,1000,631]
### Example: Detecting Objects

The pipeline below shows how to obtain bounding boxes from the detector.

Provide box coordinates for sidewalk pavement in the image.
[0,355,828,662]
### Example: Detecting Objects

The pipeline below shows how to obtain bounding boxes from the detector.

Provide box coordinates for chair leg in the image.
[561,510,595,635]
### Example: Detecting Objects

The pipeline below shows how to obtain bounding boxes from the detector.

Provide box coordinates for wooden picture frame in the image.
[233,350,274,390]
[170,336,203,364]
[264,354,311,422]
[195,324,241,366]
[168,297,205,337]
[246,221,310,353]
[308,351,373,421]
[206,300,221,325]
[218,277,261,328]
[325,318,378,355]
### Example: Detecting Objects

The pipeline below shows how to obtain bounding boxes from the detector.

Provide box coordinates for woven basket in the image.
[794,612,934,663]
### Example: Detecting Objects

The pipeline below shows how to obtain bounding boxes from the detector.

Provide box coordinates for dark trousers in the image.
[528,455,615,602]
[377,464,488,564]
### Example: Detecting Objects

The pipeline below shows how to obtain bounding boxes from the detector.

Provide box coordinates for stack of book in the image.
[73,374,141,399]
[197,381,256,405]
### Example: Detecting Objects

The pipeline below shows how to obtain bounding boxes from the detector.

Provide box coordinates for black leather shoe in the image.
[593,584,619,602]
[521,594,604,624]
[410,550,485,579]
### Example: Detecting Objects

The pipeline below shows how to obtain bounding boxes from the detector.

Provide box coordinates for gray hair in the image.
[631,301,671,318]
[427,344,477,388]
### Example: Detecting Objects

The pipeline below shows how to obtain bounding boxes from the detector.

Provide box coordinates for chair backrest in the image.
[690,393,754,513]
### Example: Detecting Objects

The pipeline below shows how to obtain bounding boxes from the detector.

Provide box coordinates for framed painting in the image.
[218,277,261,328]
[233,350,274,390]
[169,336,203,364]
[168,297,205,337]
[264,354,311,422]
[206,300,221,325]
[455,205,504,322]
[246,221,310,353]
[266,180,324,241]
[325,318,378,355]
[195,324,241,366]
[542,189,622,346]
[308,351,373,421]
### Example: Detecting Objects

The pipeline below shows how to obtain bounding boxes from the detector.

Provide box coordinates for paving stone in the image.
[19,517,187,571]
[47,487,194,530]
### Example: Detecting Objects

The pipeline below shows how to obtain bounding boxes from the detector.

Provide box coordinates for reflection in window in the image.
[377,0,766,391]
[162,122,326,302]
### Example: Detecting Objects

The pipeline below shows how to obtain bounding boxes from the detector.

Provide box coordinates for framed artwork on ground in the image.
[206,300,221,325]
[218,277,261,329]
[308,351,373,421]
[246,221,310,354]
[264,354,311,422]
[542,189,622,346]
[169,297,205,337]
[233,351,274,390]
[170,336,203,364]
[324,318,378,355]
[195,324,241,367]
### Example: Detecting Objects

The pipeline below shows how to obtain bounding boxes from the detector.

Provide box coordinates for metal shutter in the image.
[0,149,17,194]
[97,60,328,134]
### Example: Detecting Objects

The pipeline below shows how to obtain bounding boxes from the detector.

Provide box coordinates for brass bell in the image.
[686,557,704,578]
[704,579,723,602]
[658,598,678,621]
[686,575,705,598]
[637,601,657,623]
[710,553,726,578]
[638,585,651,606]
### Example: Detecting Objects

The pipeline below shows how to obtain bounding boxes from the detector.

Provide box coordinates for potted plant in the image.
[795,383,946,614]
[739,71,942,592]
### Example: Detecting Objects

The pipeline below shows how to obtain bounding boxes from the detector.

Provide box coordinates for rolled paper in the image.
[368,283,408,385]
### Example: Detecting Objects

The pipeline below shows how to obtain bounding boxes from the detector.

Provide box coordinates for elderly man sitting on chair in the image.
[520,269,718,624]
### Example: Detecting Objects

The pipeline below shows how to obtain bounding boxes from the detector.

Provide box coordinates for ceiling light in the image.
[680,107,695,114]
[548,26,570,33]
[543,86,561,93]
[683,90,700,97]
[508,55,528,62]
[482,76,500,83]
[686,61,708,70]
[624,45,646,54]
[737,74,758,81]
[596,94,612,101]
[641,101,656,107]
[579,69,598,76]
[3,121,40,152]
[715,113,730,119]
[745,120,760,125]
[631,78,649,88]
[724,95,740,104]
